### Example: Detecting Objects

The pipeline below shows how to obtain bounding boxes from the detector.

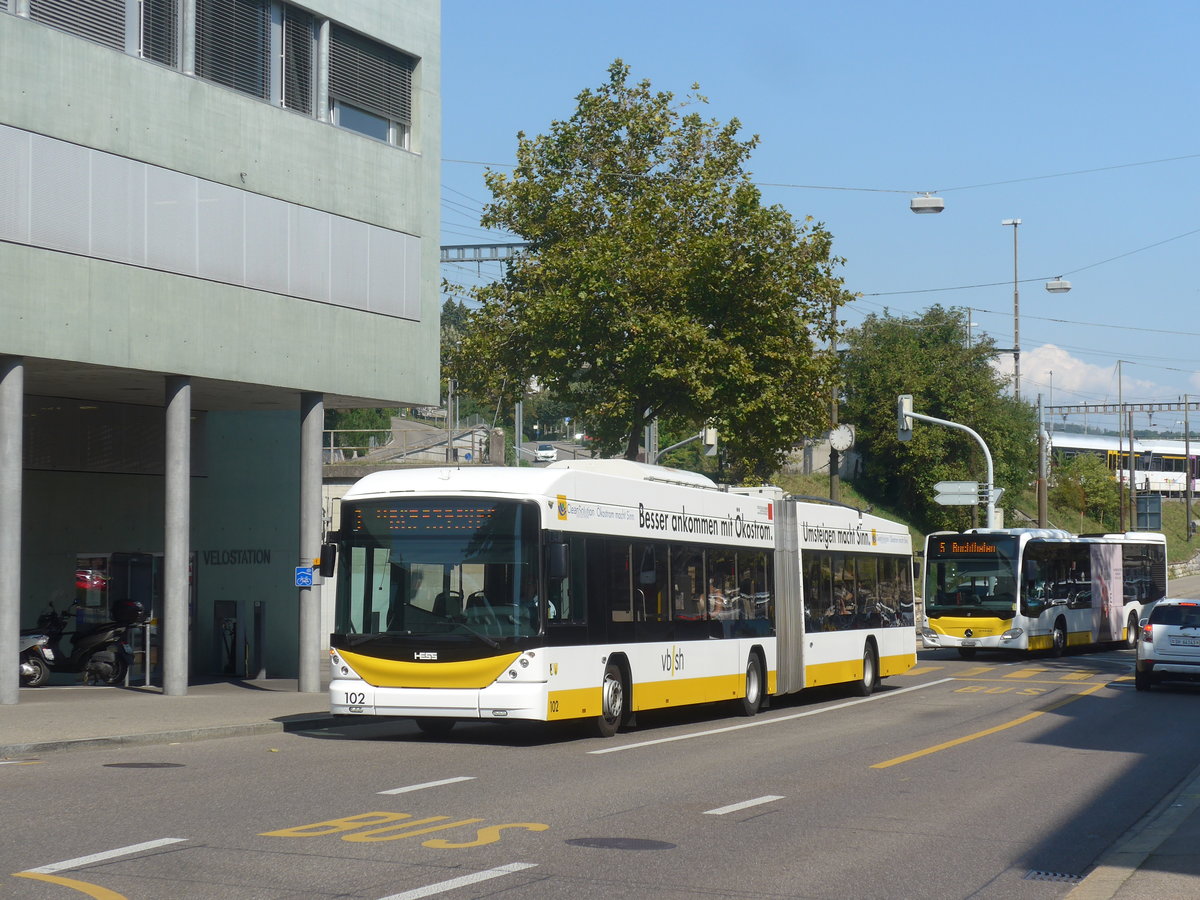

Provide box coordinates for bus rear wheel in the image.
[1126,612,1139,649]
[736,655,763,717]
[853,645,877,697]
[596,662,625,738]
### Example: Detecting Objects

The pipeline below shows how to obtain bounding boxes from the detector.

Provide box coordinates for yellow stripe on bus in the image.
[1027,631,1093,652]
[805,651,915,688]
[633,673,743,710]
[805,651,914,688]
[547,668,782,722]
[339,649,521,689]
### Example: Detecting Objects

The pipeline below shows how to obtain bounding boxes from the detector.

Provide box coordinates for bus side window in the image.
[604,541,633,622]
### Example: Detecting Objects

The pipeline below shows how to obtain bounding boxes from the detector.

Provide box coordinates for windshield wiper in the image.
[457,621,500,649]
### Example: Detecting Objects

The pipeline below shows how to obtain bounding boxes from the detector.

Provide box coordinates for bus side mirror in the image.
[547,542,568,580]
[318,542,338,578]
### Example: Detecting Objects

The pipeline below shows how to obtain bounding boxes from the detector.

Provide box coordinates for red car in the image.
[75,569,107,591]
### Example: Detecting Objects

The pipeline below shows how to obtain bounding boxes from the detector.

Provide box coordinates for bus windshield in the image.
[924,535,1020,619]
[334,498,540,642]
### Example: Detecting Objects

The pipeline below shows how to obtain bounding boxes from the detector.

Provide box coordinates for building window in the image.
[29,0,126,51]
[20,0,417,148]
[329,24,414,148]
[282,5,315,114]
[27,0,178,65]
[142,0,178,66]
[195,0,270,100]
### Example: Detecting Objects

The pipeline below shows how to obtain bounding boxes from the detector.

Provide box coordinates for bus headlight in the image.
[1000,628,1024,641]
[921,627,937,639]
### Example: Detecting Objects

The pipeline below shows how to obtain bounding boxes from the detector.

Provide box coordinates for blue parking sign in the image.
[295,566,314,587]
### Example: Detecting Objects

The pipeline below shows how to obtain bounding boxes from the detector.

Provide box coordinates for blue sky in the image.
[439,1,1200,434]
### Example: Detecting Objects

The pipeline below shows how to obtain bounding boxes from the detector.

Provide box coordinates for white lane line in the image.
[379,776,476,795]
[704,795,784,816]
[26,838,188,874]
[589,678,955,754]
[376,862,537,899]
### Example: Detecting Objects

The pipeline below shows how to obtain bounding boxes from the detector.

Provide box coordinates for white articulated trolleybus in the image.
[327,460,916,737]
[921,528,1167,658]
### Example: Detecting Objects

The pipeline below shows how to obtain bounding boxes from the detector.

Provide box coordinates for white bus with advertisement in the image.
[327,459,915,737]
[921,528,1166,657]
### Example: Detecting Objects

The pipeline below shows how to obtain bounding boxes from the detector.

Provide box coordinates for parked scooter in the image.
[18,601,142,686]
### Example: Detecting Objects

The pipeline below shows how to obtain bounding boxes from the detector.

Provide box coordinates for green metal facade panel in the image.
[0,1,440,407]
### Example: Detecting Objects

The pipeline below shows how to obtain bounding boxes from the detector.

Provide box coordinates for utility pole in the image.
[1037,395,1048,527]
[829,297,840,502]
[1187,396,1194,542]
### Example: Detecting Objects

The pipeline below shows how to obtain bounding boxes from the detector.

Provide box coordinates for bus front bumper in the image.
[330,676,549,721]
[921,626,1025,651]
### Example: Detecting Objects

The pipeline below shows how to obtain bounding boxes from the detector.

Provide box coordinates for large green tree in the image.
[839,306,1037,531]
[451,61,852,482]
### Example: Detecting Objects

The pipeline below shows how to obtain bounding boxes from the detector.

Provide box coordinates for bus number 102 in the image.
[344,692,366,706]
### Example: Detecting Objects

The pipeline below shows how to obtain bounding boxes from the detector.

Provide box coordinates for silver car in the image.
[1135,598,1200,691]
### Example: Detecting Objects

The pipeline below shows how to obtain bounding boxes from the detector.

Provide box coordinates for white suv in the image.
[1135,598,1200,691]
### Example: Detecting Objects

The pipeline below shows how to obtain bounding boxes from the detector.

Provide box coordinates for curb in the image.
[0,715,344,759]
[1067,756,1200,899]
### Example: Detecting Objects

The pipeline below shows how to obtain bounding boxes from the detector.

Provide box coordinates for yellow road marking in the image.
[13,872,125,899]
[1061,671,1098,681]
[906,667,944,675]
[871,681,1108,769]
[957,677,1107,686]
[958,666,997,676]
[1005,668,1047,679]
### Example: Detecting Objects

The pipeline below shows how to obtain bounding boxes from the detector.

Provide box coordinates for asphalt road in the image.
[4,644,1199,899]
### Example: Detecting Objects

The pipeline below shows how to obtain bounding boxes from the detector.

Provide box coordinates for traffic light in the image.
[702,425,719,457]
[897,395,913,442]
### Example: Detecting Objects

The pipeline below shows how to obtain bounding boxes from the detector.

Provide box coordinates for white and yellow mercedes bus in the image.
[921,528,1166,658]
[328,460,915,736]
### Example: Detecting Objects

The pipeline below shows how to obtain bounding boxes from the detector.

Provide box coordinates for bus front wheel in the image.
[596,662,625,738]
[1051,619,1067,657]
[853,645,877,697]
[736,655,763,717]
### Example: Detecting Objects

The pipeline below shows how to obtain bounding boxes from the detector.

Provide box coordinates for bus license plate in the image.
[1170,635,1200,646]
[960,640,977,647]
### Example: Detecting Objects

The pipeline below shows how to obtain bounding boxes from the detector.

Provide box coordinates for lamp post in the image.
[1001,219,1022,400]
[1000,219,1071,403]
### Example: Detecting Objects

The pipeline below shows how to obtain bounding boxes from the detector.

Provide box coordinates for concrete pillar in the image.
[298,393,324,692]
[0,358,24,705]
[163,376,191,696]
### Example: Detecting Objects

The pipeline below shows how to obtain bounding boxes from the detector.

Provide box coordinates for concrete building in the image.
[1,0,441,702]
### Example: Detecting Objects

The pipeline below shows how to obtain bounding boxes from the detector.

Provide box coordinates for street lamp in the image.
[910,193,944,213]
[1001,219,1023,400]
[1001,219,1070,402]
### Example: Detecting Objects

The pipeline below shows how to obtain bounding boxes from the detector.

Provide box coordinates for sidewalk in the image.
[1068,757,1200,900]
[0,678,339,758]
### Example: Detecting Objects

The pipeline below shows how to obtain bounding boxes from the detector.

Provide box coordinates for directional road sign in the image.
[934,480,979,505]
